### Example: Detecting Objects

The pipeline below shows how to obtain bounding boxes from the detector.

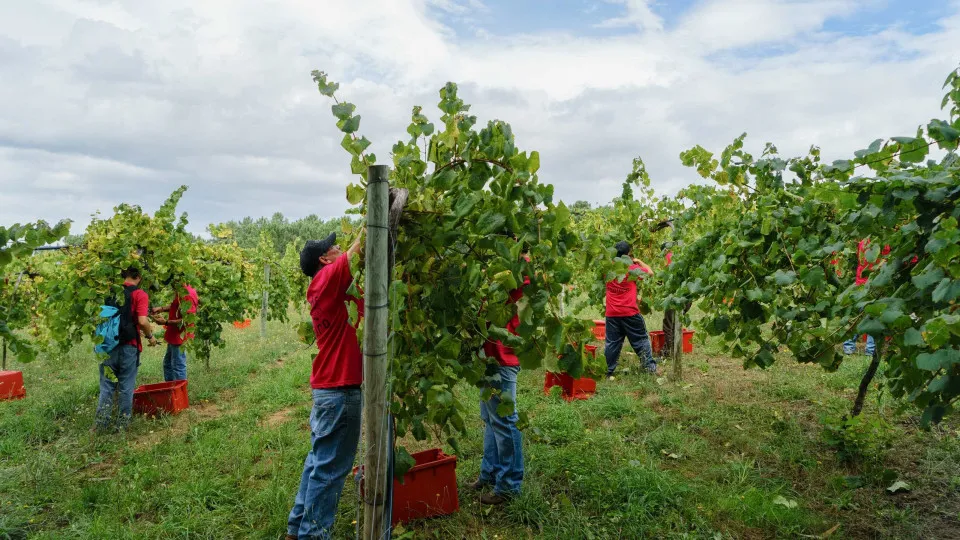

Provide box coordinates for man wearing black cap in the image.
[286,229,365,540]
[604,240,657,380]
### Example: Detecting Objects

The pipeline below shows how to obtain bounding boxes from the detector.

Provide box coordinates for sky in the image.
[1,0,958,236]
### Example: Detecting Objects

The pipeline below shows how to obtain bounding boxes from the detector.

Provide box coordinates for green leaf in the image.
[453,193,482,218]
[337,115,361,134]
[528,151,541,173]
[341,134,371,156]
[912,267,944,290]
[772,496,798,509]
[886,480,911,494]
[492,269,518,291]
[346,183,365,205]
[927,119,960,150]
[916,348,959,371]
[476,212,506,235]
[932,279,960,303]
[891,136,928,163]
[312,70,340,96]
[496,397,516,418]
[745,288,764,301]
[393,446,417,481]
[468,167,489,191]
[928,375,950,393]
[773,270,797,286]
[332,102,356,121]
[904,328,925,347]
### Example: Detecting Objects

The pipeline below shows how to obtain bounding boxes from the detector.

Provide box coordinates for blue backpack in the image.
[94,285,138,354]
[94,305,121,354]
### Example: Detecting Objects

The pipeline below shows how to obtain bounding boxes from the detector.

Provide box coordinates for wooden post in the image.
[3,270,27,370]
[363,165,391,540]
[670,310,682,381]
[260,263,270,339]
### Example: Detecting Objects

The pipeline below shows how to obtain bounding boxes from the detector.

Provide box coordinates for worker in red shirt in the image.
[842,238,890,356]
[94,267,157,432]
[150,281,199,381]
[605,241,656,379]
[469,256,529,505]
[286,229,364,540]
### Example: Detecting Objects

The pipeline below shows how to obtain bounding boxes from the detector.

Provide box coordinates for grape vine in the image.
[0,220,70,363]
[662,65,960,424]
[311,71,596,449]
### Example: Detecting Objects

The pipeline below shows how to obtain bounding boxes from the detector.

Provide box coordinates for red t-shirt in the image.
[307,255,364,389]
[125,288,149,352]
[605,264,651,317]
[483,277,530,367]
[165,284,198,346]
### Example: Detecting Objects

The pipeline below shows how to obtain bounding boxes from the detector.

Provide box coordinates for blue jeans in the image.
[288,388,362,539]
[95,345,140,431]
[478,365,524,496]
[605,314,656,376]
[163,344,188,381]
[843,334,876,356]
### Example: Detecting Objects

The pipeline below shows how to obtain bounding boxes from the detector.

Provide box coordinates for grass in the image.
[2,314,959,539]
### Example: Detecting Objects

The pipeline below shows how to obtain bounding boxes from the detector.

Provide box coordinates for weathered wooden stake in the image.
[260,263,270,339]
[670,310,683,381]
[363,165,391,540]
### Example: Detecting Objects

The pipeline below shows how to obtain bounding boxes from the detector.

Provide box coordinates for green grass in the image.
[2,317,959,539]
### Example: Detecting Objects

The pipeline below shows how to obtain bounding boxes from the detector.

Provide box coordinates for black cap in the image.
[615,241,631,258]
[300,232,337,277]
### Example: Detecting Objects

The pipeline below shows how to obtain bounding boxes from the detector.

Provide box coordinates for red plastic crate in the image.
[591,320,605,341]
[357,448,459,525]
[651,329,695,354]
[682,329,694,353]
[649,330,666,355]
[133,380,189,416]
[0,371,25,401]
[544,371,597,401]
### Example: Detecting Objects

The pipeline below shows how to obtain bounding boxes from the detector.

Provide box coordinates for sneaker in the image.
[285,535,297,540]
[480,492,512,505]
[607,375,616,382]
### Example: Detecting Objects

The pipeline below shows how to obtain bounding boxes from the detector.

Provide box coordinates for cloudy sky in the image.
[1,0,957,235]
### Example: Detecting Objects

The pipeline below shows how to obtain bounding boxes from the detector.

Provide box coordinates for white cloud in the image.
[1,0,958,235]
[595,0,664,32]
[673,0,861,52]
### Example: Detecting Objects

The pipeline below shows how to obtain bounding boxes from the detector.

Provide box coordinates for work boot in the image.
[480,492,512,505]
[467,479,489,491]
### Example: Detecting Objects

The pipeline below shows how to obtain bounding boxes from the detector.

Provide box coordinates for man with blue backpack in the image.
[94,267,157,432]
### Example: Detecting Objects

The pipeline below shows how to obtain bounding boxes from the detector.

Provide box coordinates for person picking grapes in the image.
[469,252,530,505]
[605,241,657,379]
[94,267,157,432]
[285,228,364,540]
[150,280,199,381]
